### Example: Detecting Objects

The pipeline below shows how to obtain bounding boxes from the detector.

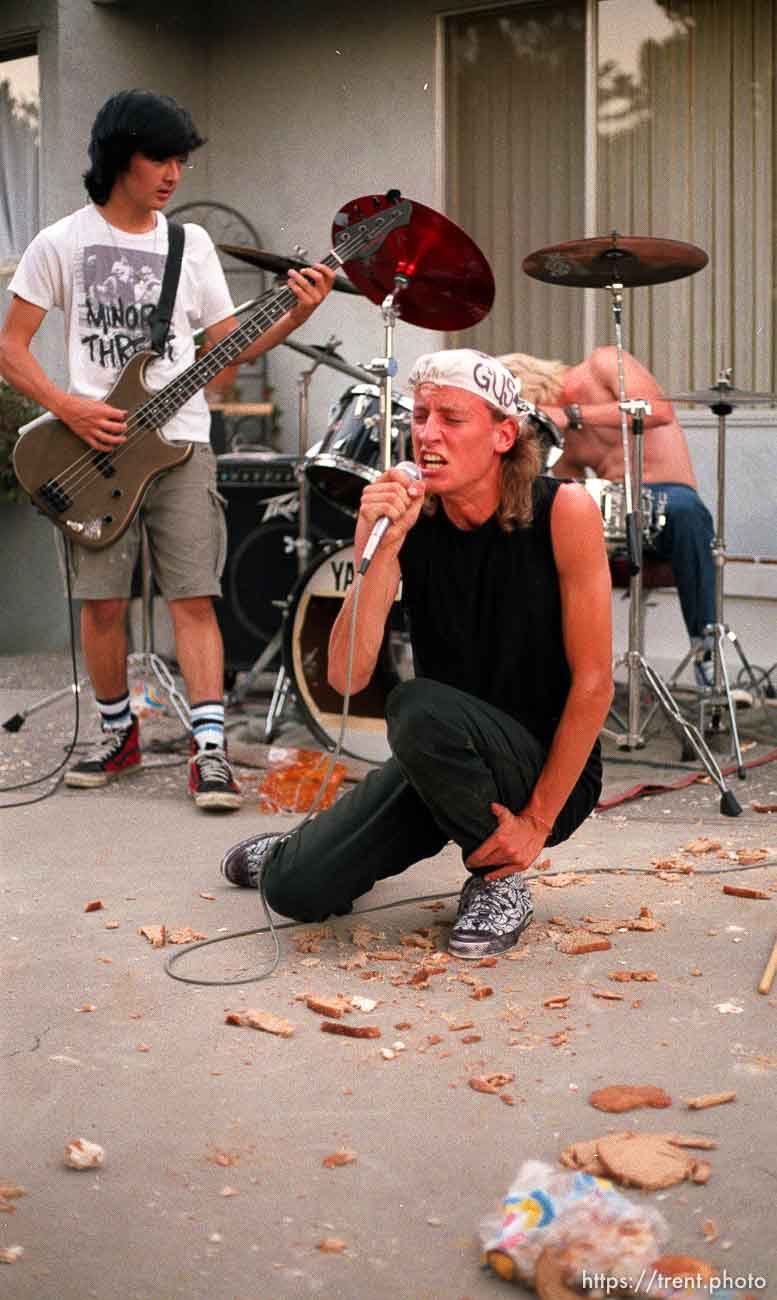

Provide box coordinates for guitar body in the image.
[13,351,192,551]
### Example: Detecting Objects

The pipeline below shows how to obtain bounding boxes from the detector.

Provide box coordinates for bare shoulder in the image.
[551,480,600,523]
[550,483,608,564]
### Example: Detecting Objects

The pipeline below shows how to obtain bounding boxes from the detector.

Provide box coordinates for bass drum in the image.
[283,542,413,763]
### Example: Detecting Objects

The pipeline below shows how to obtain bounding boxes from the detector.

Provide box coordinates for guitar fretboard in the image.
[130,196,411,433]
[135,251,343,430]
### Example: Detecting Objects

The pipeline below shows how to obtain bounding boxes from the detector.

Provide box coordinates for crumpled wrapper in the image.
[479,1159,668,1290]
[258,747,345,814]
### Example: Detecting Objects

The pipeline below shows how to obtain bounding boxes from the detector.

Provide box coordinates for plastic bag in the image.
[128,675,168,720]
[480,1160,668,1291]
[257,747,346,814]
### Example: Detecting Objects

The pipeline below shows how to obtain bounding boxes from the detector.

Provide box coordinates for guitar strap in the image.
[149,220,185,357]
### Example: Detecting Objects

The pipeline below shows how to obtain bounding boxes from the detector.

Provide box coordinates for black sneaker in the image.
[448,872,533,959]
[189,742,242,811]
[220,832,281,888]
[65,717,141,788]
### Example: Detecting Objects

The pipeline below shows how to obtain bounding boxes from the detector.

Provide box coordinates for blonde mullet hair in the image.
[498,352,568,407]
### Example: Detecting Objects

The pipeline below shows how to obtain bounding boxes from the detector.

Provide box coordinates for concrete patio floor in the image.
[2,653,776,1300]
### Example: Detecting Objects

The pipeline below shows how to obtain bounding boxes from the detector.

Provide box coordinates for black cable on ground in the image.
[164,855,777,988]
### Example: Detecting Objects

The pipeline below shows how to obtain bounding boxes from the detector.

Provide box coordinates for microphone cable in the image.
[167,472,421,986]
[165,569,368,986]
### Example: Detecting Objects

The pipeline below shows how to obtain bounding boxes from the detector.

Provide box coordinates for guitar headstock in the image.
[333,197,412,263]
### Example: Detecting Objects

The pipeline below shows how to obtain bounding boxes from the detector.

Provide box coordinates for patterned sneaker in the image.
[448,872,533,959]
[189,743,242,811]
[220,832,281,888]
[65,717,141,788]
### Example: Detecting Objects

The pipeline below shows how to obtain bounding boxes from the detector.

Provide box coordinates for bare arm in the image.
[467,484,613,878]
[327,468,425,695]
[0,296,128,450]
[202,264,335,366]
[543,347,674,433]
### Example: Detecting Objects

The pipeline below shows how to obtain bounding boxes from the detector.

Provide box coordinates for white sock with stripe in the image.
[191,700,225,751]
[98,693,132,732]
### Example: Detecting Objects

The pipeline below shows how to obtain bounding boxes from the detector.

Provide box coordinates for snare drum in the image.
[304,383,414,518]
[584,479,667,551]
[282,541,413,762]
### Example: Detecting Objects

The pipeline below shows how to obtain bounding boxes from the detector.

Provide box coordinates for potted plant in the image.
[0,380,40,504]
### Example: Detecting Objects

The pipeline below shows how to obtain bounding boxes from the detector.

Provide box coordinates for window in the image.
[445,1,777,391]
[0,43,39,266]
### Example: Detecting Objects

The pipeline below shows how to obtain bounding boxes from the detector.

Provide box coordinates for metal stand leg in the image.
[2,679,87,733]
[127,521,192,731]
[224,630,284,709]
[599,291,742,815]
[638,656,742,815]
[265,666,292,742]
[687,373,777,770]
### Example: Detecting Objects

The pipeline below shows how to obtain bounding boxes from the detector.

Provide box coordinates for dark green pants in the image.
[262,679,601,922]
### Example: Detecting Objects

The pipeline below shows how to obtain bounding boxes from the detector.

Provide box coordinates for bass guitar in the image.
[13,198,412,550]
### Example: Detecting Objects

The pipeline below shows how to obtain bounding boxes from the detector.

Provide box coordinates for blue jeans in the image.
[262,679,602,922]
[647,483,715,641]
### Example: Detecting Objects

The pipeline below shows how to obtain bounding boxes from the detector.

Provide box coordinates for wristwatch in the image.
[563,403,583,431]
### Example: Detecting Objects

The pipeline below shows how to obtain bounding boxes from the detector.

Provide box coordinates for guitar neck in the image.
[137,250,342,428]
[133,197,412,431]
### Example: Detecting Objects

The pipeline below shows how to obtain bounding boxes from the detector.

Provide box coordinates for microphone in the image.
[359,461,422,575]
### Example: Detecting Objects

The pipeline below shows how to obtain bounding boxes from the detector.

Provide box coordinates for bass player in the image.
[0,88,334,810]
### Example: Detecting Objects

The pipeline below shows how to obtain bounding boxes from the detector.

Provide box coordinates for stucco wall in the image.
[1,0,774,655]
[205,0,462,455]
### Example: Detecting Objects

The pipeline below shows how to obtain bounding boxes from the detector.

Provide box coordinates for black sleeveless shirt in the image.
[399,476,597,757]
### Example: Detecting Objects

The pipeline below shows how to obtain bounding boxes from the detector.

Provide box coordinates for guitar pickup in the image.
[92,451,116,478]
[39,480,72,514]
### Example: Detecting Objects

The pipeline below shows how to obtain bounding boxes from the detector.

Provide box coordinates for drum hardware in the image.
[524,233,742,817]
[283,336,375,386]
[248,335,335,739]
[657,368,777,771]
[584,479,667,552]
[218,243,364,296]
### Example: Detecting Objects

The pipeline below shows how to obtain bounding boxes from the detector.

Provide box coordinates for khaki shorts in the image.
[61,443,228,601]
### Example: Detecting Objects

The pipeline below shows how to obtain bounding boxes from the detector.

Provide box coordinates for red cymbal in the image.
[522,234,708,288]
[332,194,495,330]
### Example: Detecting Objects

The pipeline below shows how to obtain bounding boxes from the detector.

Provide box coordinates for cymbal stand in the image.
[600,287,741,816]
[263,348,325,742]
[365,277,409,470]
[657,373,771,775]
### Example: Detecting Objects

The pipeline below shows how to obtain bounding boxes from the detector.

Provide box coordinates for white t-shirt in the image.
[8,205,236,443]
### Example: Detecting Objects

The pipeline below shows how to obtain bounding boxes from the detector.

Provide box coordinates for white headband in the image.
[408,349,528,420]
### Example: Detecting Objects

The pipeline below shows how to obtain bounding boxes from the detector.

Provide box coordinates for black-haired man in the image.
[0,89,334,809]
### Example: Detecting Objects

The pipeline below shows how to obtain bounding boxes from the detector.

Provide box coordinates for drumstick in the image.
[758,933,777,995]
